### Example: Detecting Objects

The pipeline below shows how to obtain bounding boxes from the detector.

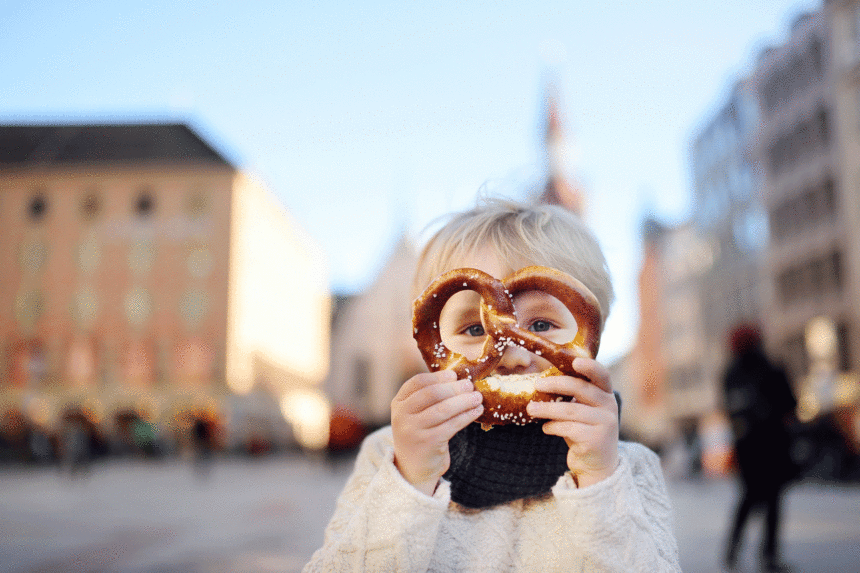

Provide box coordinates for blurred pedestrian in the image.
[722,324,797,572]
[133,416,157,457]
[61,417,91,477]
[28,424,54,464]
[192,417,213,478]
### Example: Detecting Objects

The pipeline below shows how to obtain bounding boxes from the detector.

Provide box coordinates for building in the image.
[324,235,425,429]
[621,218,670,449]
[640,4,860,475]
[690,76,766,372]
[0,123,330,454]
[752,2,860,468]
[650,76,767,473]
[753,4,860,440]
[752,9,856,378]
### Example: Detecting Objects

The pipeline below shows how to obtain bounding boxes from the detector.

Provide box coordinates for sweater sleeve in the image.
[303,427,450,573]
[550,441,681,572]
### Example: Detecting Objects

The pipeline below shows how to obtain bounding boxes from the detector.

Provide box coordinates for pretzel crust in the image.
[412,265,602,428]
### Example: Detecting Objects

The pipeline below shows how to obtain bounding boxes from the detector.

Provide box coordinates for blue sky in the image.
[1,0,820,362]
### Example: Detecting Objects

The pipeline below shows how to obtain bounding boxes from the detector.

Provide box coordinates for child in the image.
[304,198,680,572]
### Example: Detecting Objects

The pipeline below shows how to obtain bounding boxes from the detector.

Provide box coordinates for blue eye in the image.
[530,320,553,333]
[465,324,485,337]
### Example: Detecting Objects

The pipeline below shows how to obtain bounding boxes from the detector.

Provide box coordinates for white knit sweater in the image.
[304,426,680,573]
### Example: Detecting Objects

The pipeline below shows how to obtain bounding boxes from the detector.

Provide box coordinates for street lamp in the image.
[280,389,331,451]
[798,316,837,422]
[805,316,837,364]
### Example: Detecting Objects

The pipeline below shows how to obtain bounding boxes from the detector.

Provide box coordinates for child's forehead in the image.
[442,245,521,280]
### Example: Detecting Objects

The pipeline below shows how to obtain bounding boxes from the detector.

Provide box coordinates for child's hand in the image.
[391,369,484,496]
[526,357,619,488]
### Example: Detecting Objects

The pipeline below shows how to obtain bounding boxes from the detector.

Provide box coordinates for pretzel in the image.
[412,265,602,427]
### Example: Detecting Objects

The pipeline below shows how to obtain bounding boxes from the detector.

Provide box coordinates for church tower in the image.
[538,85,586,216]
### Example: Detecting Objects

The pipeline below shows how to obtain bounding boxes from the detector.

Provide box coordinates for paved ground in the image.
[1,454,858,572]
[671,477,860,572]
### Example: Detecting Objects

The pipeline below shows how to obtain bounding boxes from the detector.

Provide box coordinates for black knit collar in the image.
[444,422,569,509]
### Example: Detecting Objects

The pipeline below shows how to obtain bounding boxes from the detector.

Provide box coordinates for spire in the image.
[538,86,585,216]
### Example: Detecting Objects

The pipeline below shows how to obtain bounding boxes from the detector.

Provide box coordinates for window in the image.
[780,333,809,379]
[854,5,860,56]
[19,240,48,273]
[837,322,852,372]
[769,177,838,244]
[354,357,370,401]
[72,287,99,330]
[77,235,101,274]
[186,244,213,278]
[810,39,823,79]
[185,191,209,219]
[767,105,831,174]
[856,88,860,133]
[15,289,45,330]
[134,189,155,217]
[817,107,830,144]
[179,288,209,329]
[27,194,47,222]
[127,240,155,276]
[777,249,845,306]
[124,287,153,327]
[80,192,101,221]
[829,251,843,291]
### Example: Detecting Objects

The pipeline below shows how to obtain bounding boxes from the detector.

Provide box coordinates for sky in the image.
[1,0,820,363]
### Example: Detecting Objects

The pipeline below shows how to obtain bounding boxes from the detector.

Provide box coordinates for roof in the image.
[0,123,233,167]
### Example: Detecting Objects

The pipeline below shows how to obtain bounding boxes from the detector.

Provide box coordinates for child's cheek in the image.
[543,327,577,346]
[451,336,485,362]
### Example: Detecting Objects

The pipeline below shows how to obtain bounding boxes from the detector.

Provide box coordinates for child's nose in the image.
[496,343,534,373]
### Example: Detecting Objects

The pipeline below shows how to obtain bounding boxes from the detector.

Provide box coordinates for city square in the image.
[3,1,860,572]
[1,454,858,572]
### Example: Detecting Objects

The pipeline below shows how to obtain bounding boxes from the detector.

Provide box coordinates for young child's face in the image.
[436,244,580,374]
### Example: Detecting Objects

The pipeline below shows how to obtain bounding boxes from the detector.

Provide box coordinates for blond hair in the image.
[414,198,614,328]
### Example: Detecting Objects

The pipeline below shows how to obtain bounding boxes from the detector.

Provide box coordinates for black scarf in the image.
[443,421,570,509]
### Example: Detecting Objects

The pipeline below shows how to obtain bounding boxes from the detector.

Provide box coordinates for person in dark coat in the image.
[722,324,797,572]
[192,418,213,478]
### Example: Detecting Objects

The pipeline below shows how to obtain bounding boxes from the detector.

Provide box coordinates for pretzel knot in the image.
[412,266,602,427]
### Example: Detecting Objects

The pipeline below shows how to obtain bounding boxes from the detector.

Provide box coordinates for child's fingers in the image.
[418,390,484,429]
[400,377,477,416]
[394,371,457,405]
[541,419,592,441]
[428,402,484,441]
[533,375,613,408]
[396,370,457,397]
[570,357,612,393]
[527,399,602,423]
